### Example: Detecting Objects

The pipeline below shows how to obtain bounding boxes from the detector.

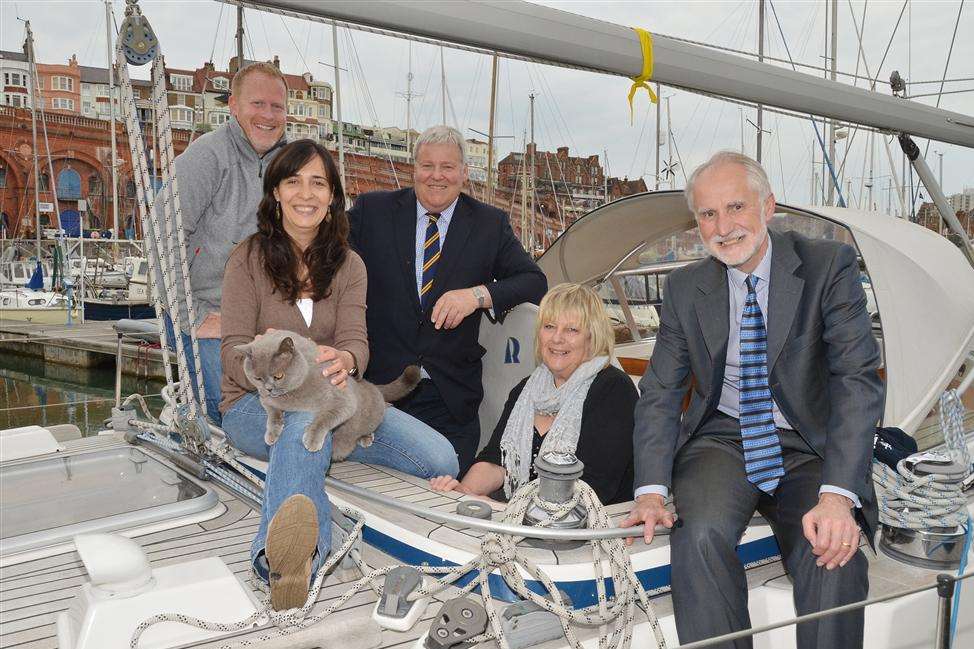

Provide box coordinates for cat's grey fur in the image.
[235,329,421,458]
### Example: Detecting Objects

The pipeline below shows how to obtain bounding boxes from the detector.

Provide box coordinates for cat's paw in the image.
[303,431,327,453]
[359,433,374,448]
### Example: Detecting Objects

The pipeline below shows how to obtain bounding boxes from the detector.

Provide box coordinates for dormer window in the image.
[213,77,229,91]
[170,74,193,91]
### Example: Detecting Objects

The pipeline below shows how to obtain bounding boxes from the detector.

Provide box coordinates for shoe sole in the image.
[266,494,318,611]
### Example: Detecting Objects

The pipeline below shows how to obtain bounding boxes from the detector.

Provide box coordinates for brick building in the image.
[36,55,81,115]
[0,106,190,239]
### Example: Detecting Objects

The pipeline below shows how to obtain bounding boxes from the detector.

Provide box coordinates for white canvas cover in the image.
[538,193,974,434]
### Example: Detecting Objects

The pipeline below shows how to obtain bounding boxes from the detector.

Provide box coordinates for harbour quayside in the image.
[1,2,973,649]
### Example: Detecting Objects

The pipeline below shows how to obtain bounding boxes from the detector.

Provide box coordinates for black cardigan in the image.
[476,364,637,505]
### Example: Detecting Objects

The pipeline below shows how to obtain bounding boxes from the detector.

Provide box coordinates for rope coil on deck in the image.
[872,389,971,530]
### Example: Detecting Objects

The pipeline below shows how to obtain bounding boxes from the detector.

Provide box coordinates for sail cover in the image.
[538,193,974,435]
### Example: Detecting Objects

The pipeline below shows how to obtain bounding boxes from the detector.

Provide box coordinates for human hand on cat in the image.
[431,288,482,330]
[316,345,354,389]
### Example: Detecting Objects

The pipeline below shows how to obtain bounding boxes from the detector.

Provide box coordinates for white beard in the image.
[705,223,768,268]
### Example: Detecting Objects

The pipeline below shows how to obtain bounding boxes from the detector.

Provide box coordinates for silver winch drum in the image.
[879,459,969,570]
[522,452,588,549]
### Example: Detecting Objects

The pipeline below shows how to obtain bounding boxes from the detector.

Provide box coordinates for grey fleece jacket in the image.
[155,118,285,328]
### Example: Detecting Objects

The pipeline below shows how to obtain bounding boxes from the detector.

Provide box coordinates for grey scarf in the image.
[499,355,608,497]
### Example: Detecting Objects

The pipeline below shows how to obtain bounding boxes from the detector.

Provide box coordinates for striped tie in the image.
[740,275,785,494]
[420,212,441,308]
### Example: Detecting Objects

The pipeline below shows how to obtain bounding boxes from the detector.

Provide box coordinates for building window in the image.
[0,167,6,189]
[39,172,50,191]
[169,106,193,124]
[288,90,297,99]
[4,93,30,108]
[170,74,193,91]
[126,180,137,198]
[209,111,230,126]
[212,77,229,91]
[313,87,329,101]
[57,168,82,200]
[318,105,327,118]
[51,76,74,91]
[51,97,75,111]
[82,101,93,114]
[3,71,27,87]
[88,174,103,195]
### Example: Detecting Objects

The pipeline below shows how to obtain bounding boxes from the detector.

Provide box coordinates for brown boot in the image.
[266,494,318,611]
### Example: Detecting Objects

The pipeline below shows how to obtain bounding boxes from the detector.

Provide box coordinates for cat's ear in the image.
[235,341,255,358]
[276,336,295,356]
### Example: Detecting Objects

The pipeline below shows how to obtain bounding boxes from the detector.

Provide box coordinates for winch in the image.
[522,452,588,547]
[878,455,970,570]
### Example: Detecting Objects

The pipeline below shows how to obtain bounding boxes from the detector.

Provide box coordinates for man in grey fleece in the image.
[159,62,288,424]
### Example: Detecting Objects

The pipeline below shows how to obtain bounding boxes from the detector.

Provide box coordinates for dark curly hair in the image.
[249,139,348,303]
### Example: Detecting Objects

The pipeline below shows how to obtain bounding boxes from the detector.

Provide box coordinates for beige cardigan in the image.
[219,239,369,413]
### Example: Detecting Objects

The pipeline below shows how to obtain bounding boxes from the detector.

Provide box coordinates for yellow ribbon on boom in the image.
[627,27,658,124]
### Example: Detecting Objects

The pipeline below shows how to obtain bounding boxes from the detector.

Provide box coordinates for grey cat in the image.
[235,330,420,458]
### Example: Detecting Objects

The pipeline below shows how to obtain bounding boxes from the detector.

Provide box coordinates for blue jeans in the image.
[222,392,459,579]
[163,314,222,425]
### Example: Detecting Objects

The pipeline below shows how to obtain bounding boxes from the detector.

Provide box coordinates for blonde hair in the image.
[231,62,288,98]
[534,283,614,363]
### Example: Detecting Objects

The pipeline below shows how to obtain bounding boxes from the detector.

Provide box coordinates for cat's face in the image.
[236,335,310,397]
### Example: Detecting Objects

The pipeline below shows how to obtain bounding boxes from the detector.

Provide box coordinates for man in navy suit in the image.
[349,125,547,475]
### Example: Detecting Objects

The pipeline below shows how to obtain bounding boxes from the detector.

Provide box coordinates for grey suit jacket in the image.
[634,229,885,536]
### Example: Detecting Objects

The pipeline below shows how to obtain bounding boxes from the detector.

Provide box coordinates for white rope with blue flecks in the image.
[872,389,971,531]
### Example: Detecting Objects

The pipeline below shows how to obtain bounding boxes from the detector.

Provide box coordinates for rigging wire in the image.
[911,0,965,211]
[768,0,847,208]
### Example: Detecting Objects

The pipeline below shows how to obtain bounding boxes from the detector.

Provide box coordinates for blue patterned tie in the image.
[740,275,784,493]
[420,212,441,308]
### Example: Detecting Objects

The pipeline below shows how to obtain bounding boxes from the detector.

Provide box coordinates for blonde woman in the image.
[430,283,637,505]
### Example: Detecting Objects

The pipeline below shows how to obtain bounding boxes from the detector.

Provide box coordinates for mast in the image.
[105,0,119,240]
[247,1,974,148]
[666,95,674,190]
[332,21,346,186]
[486,53,498,203]
[827,0,838,206]
[398,43,418,154]
[440,46,446,124]
[520,130,528,248]
[26,21,42,258]
[756,0,765,163]
[655,82,661,190]
[236,5,245,69]
[528,92,535,253]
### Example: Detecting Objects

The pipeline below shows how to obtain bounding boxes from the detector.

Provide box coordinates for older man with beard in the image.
[621,151,883,649]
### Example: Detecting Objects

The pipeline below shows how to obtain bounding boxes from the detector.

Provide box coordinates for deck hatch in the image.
[0,446,219,555]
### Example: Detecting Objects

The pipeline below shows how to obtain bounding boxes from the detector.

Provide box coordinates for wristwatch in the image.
[472,286,486,309]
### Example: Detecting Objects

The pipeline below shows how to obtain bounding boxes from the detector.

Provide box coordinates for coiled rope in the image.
[872,389,971,531]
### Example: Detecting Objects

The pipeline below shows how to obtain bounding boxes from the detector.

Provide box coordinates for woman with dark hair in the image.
[220,139,458,611]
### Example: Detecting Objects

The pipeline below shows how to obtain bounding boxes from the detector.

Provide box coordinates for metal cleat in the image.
[372,566,430,632]
[414,597,487,649]
[110,405,139,441]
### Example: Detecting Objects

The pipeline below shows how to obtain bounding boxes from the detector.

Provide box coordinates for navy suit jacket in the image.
[348,188,547,423]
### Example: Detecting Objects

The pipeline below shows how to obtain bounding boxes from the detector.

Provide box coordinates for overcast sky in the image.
[2,0,972,211]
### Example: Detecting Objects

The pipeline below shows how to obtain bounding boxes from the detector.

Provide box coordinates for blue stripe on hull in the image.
[361,524,782,608]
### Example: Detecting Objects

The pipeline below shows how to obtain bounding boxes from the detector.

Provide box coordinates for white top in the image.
[296,298,313,327]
